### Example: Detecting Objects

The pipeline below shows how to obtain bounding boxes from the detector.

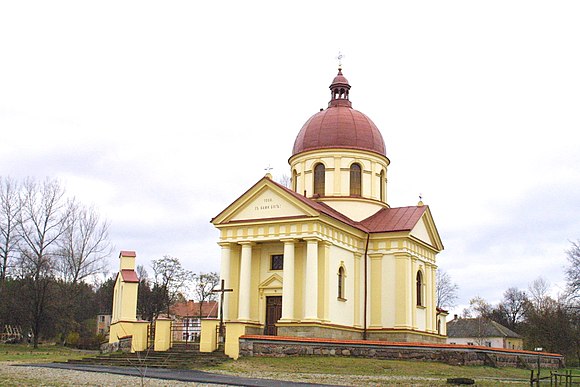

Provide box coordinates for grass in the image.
[212,356,578,386]
[0,342,95,363]
[1,343,578,386]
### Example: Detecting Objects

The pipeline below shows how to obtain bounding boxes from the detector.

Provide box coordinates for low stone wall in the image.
[239,335,564,369]
[100,336,132,353]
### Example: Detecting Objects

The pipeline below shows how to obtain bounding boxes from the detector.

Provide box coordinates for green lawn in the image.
[213,356,578,386]
[1,343,578,386]
[0,343,95,363]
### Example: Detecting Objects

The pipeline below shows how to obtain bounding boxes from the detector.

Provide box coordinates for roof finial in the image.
[418,193,424,207]
[336,50,344,71]
[264,164,273,179]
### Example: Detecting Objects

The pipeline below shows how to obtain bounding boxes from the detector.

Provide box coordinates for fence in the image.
[530,370,579,386]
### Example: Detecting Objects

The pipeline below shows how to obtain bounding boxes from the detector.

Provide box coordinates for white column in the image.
[303,238,319,321]
[238,242,253,322]
[281,239,296,321]
[219,242,232,321]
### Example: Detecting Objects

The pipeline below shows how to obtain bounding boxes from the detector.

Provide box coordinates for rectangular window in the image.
[271,254,284,270]
[485,341,492,347]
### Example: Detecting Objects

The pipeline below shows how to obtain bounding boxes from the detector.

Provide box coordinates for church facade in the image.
[206,67,446,358]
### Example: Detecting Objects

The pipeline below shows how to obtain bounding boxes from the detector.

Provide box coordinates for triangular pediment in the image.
[410,208,444,251]
[212,177,319,225]
[259,273,283,289]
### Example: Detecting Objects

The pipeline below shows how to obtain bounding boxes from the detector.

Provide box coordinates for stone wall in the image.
[239,336,564,369]
[100,336,132,353]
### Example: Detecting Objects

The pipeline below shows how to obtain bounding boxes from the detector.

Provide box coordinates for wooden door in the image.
[265,296,282,335]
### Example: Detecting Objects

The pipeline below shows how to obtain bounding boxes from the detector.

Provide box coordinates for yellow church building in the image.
[204,66,446,358]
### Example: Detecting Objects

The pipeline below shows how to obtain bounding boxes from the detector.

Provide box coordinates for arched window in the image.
[313,163,325,196]
[338,266,346,300]
[292,169,298,192]
[416,271,424,306]
[379,170,385,202]
[350,163,361,196]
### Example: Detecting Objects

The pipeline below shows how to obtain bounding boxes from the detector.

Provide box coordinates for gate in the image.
[171,318,201,350]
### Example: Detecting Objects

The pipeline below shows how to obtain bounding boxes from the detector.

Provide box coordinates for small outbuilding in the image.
[446,316,523,350]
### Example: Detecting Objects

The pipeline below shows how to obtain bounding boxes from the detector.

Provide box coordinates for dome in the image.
[292,68,386,157]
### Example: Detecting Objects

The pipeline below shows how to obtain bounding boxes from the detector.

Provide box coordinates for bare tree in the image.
[152,256,191,318]
[463,296,494,318]
[497,287,527,330]
[277,174,291,188]
[16,178,70,347]
[565,240,580,300]
[528,277,551,310]
[192,272,220,318]
[0,177,20,292]
[435,269,459,309]
[56,202,112,284]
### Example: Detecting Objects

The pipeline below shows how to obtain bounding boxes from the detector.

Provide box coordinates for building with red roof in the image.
[203,66,446,359]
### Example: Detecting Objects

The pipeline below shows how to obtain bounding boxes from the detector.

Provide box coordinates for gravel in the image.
[0,362,214,386]
[0,361,445,386]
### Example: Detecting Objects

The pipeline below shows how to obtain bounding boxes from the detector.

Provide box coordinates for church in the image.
[203,66,446,358]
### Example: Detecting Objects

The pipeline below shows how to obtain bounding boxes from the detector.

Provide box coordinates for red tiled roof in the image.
[120,269,139,283]
[169,301,218,318]
[119,250,136,257]
[360,206,427,233]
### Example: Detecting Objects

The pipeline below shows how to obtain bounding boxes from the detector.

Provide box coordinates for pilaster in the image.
[303,237,320,321]
[280,238,296,322]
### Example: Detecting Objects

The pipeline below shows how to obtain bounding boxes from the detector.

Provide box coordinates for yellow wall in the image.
[154,319,172,351]
[288,149,389,221]
[200,319,220,353]
[211,178,444,347]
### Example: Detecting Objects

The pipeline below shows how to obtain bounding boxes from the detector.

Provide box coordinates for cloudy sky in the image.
[1,1,579,313]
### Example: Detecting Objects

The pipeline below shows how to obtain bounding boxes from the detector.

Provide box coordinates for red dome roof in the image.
[292,68,386,157]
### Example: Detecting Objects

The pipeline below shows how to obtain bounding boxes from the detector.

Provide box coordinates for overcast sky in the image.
[1,1,579,314]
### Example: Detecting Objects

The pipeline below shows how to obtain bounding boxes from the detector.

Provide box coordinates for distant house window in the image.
[485,341,492,347]
[313,163,325,196]
[467,342,474,346]
[349,163,361,196]
[99,316,105,322]
[271,254,284,270]
[337,266,346,300]
[416,271,424,306]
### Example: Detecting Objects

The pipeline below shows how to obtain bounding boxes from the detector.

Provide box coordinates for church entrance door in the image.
[265,296,282,335]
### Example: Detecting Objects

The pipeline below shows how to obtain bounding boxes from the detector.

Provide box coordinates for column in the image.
[280,239,296,321]
[303,238,319,321]
[219,242,232,321]
[238,242,253,322]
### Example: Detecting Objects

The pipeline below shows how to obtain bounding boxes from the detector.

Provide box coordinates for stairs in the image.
[61,346,230,369]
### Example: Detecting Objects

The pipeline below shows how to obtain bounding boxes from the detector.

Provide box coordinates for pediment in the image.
[258,273,283,289]
[212,177,318,225]
[410,208,444,251]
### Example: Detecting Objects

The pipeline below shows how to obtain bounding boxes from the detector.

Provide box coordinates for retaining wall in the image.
[239,335,564,369]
